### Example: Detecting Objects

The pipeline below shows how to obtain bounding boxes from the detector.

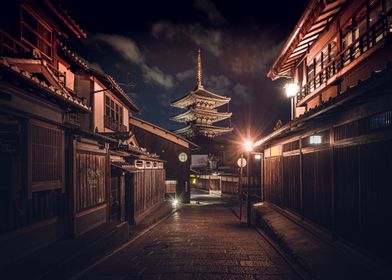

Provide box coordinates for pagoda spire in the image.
[197,48,203,89]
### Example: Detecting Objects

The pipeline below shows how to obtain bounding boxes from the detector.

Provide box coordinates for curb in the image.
[254,210,318,280]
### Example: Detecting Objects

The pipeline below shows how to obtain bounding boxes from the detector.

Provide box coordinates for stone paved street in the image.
[78,192,301,280]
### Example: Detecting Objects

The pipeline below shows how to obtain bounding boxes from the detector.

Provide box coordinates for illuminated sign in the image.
[309,135,322,144]
[178,152,188,162]
[237,157,247,167]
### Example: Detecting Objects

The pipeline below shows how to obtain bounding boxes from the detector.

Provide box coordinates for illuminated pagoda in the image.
[171,49,233,139]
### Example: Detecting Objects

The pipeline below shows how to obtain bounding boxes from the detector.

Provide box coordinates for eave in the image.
[170,108,232,123]
[174,124,233,137]
[171,91,230,109]
[268,0,347,80]
[0,57,90,112]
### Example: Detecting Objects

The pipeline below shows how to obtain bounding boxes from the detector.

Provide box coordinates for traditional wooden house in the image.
[129,116,198,203]
[0,0,147,265]
[171,49,233,139]
[0,0,100,264]
[256,0,392,263]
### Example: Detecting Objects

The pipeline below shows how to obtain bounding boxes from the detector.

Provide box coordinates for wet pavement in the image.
[77,190,301,280]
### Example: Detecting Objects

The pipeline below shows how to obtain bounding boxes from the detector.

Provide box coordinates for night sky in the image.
[60,0,309,140]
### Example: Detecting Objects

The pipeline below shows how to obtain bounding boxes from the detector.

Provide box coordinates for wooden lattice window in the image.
[20,4,53,60]
[30,120,64,191]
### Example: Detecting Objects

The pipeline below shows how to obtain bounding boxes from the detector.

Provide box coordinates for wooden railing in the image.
[1,29,67,89]
[104,115,127,132]
[298,10,392,102]
[0,29,30,54]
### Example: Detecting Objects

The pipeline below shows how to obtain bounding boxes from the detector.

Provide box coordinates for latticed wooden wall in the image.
[76,153,106,212]
[132,169,165,220]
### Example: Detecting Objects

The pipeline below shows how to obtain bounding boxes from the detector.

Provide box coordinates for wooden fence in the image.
[264,138,392,261]
[129,169,165,223]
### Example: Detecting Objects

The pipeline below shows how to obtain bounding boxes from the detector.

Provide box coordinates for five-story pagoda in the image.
[171,49,233,139]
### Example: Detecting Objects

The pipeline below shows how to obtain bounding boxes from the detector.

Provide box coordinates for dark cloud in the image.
[152,21,223,57]
[94,33,175,89]
[193,0,227,24]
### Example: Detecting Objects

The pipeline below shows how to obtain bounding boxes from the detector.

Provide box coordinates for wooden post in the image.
[247,152,251,227]
[239,154,243,221]
[299,137,304,220]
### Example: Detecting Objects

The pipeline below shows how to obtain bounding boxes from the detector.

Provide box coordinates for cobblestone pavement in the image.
[78,192,301,280]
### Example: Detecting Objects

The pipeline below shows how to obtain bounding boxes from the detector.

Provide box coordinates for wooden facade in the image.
[130,116,198,203]
[259,0,392,263]
[0,0,153,265]
[126,169,165,224]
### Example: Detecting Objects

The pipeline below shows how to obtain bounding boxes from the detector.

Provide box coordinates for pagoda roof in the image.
[171,85,230,109]
[174,124,233,138]
[170,108,232,123]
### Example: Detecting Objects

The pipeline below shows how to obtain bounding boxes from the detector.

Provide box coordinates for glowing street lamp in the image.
[284,82,299,120]
[244,140,253,152]
[284,82,299,97]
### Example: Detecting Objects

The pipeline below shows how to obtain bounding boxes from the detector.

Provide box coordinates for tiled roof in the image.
[0,56,90,111]
[58,41,140,112]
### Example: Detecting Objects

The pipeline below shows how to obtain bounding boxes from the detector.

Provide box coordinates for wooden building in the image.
[103,131,166,224]
[256,0,392,263]
[0,0,158,265]
[171,49,233,139]
[130,116,198,203]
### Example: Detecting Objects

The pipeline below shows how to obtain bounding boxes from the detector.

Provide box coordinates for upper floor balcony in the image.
[298,9,392,104]
[1,29,67,89]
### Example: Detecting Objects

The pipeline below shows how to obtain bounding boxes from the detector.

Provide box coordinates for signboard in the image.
[191,154,208,167]
[178,152,188,162]
[237,157,247,167]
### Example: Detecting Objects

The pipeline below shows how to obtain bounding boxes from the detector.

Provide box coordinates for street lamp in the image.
[284,82,299,120]
[243,139,253,227]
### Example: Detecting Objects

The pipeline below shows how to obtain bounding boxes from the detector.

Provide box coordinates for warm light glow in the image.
[284,82,299,98]
[244,140,253,152]
[309,135,322,144]
[192,178,197,184]
[254,153,262,160]
[172,198,180,207]
[171,197,180,207]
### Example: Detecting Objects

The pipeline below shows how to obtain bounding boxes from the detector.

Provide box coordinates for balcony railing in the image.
[0,29,30,55]
[298,10,392,102]
[104,115,127,132]
[1,29,67,89]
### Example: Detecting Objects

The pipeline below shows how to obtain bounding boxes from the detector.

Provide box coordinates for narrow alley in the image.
[77,191,300,280]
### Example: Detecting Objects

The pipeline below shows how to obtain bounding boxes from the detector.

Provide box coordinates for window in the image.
[21,5,52,60]
[30,121,64,191]
[105,95,110,117]
[307,60,315,81]
[369,0,382,26]
[104,94,125,131]
[330,38,337,60]
[370,110,392,130]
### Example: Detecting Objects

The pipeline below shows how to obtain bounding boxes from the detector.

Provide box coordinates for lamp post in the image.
[239,154,244,221]
[284,82,299,120]
[244,140,253,227]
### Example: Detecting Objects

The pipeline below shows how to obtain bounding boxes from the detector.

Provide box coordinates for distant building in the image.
[130,116,199,203]
[171,49,233,139]
[256,0,392,263]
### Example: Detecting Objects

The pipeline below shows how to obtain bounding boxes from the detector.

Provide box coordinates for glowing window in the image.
[309,135,322,144]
